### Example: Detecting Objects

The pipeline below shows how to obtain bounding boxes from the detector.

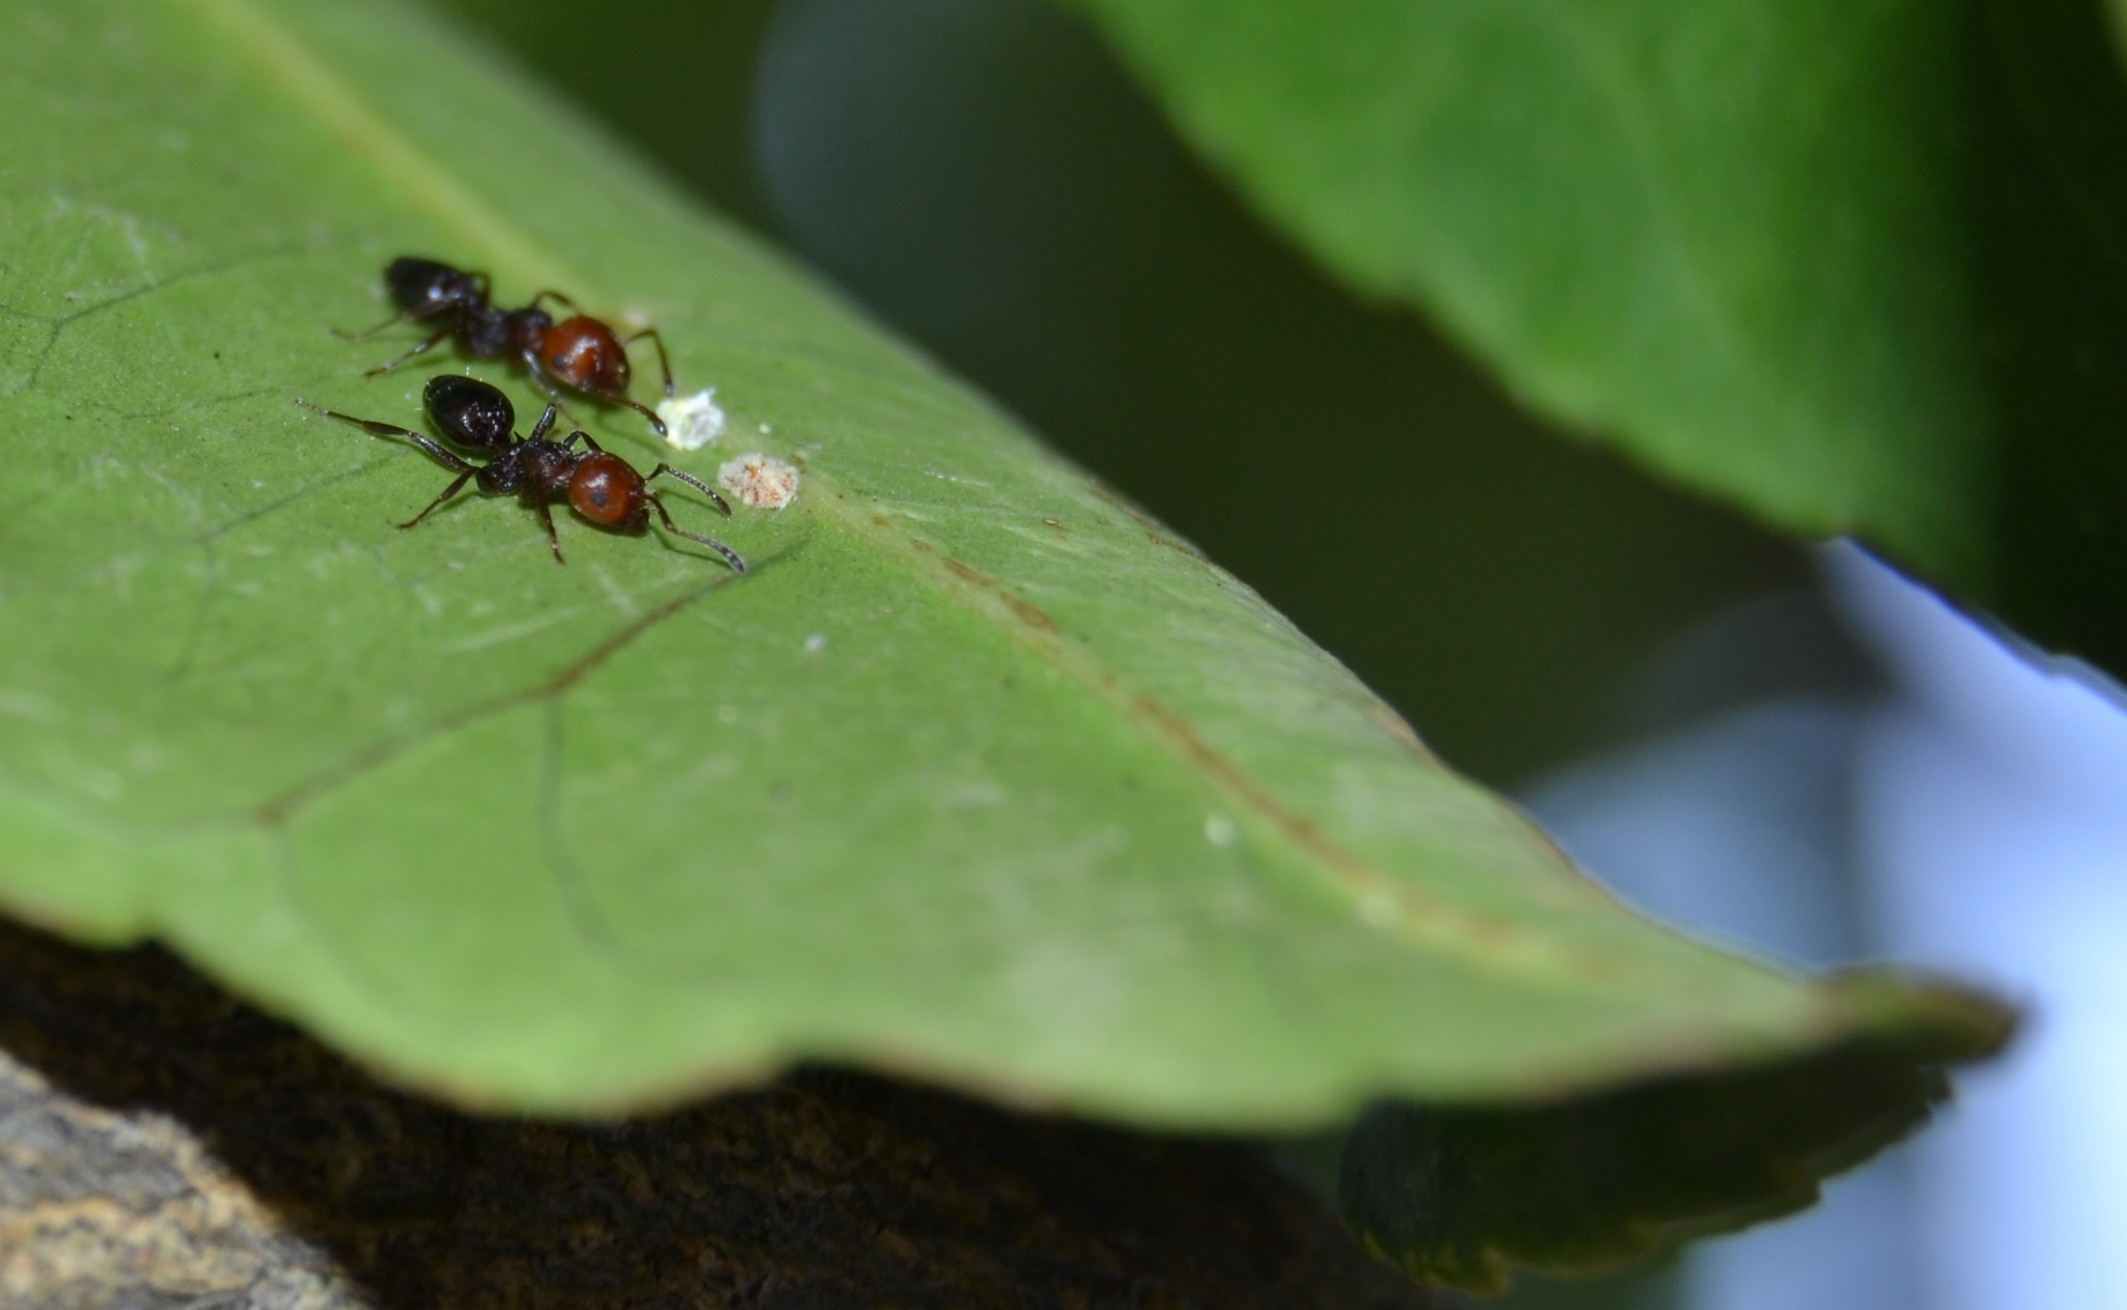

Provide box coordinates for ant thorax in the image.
[474,306,544,360]
[519,438,581,496]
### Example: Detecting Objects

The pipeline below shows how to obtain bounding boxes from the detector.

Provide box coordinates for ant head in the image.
[385,257,486,317]
[539,317,631,397]
[567,453,649,531]
[422,374,517,455]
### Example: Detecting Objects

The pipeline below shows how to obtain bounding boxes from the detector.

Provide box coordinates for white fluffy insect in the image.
[656,389,726,452]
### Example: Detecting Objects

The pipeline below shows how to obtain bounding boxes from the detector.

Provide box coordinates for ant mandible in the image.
[296,375,746,573]
[337,256,678,437]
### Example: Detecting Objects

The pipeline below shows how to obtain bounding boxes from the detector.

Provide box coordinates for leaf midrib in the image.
[183,0,1663,993]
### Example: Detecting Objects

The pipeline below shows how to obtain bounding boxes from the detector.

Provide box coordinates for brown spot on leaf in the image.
[1125,693,1552,964]
[1090,482,1205,560]
[253,573,735,826]
[1003,594,1059,635]
[1365,701,1437,761]
[943,558,1061,635]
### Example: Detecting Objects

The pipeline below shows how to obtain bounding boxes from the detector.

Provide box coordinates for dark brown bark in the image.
[0,921,1426,1310]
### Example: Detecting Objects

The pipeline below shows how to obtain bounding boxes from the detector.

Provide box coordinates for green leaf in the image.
[0,0,2000,1221]
[1054,0,2127,679]
[1342,977,2010,1293]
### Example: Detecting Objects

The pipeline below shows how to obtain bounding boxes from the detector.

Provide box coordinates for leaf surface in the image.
[0,0,2000,1176]
[1341,981,2007,1291]
[1057,0,2127,679]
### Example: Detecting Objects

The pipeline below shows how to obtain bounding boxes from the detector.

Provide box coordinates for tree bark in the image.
[0,922,1427,1310]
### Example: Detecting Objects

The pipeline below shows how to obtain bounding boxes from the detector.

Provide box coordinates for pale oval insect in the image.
[719,453,800,510]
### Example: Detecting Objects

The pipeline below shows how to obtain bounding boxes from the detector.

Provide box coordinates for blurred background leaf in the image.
[1341,1011,1992,1293]
[1052,0,2127,685]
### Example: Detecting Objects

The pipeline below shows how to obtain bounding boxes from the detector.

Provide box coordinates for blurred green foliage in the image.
[1058,0,2127,690]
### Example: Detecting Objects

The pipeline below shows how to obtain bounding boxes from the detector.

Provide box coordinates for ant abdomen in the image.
[422,374,518,456]
[385,257,486,319]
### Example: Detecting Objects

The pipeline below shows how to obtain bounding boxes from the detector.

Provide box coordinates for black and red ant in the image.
[296,375,745,573]
[338,256,677,436]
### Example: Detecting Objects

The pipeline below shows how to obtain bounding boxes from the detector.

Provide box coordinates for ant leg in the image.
[527,289,584,315]
[526,402,562,444]
[397,469,478,531]
[294,400,482,477]
[559,429,606,455]
[645,463,733,517]
[615,393,668,437]
[534,497,566,564]
[621,326,676,397]
[645,491,747,574]
[332,310,412,341]
[362,324,455,378]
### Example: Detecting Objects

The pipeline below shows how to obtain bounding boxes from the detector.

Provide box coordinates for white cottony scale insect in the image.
[657,388,726,451]
[719,453,800,510]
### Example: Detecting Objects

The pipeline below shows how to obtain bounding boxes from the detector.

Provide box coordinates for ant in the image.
[338,256,677,436]
[296,374,746,573]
